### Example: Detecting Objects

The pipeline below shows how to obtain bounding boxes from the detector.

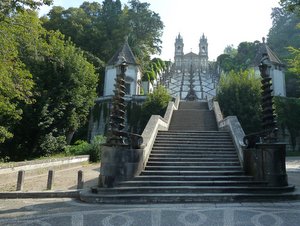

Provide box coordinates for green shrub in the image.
[89,135,106,162]
[141,85,171,127]
[64,135,106,162]
[217,69,261,134]
[274,96,300,150]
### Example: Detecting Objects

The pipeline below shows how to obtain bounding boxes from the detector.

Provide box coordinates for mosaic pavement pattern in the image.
[1,199,300,226]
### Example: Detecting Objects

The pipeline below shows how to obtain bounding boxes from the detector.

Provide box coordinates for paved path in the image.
[0,157,299,225]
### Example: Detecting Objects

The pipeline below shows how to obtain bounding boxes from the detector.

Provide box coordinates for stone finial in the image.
[117,54,126,65]
[124,35,129,43]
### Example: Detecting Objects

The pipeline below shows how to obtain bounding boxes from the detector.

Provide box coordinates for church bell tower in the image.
[174,33,184,70]
[199,33,208,72]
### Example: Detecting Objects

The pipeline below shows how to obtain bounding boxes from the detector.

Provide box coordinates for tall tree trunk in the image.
[66,130,75,145]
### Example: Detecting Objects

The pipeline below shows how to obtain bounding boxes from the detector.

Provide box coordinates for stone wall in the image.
[88,95,147,141]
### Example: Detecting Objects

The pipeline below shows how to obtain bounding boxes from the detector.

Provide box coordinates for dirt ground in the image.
[1,157,299,192]
[0,163,100,192]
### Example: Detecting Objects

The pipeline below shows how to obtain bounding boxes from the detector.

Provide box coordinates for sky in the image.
[39,0,280,61]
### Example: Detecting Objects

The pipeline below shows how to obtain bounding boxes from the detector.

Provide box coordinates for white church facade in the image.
[174,33,209,73]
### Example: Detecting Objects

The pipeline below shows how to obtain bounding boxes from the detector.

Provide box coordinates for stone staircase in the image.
[169,101,217,131]
[82,101,295,203]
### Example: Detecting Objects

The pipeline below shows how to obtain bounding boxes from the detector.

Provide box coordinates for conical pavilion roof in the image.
[254,39,284,66]
[107,40,138,66]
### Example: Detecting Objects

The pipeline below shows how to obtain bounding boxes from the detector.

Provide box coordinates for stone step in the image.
[169,110,218,131]
[141,170,245,176]
[157,133,230,138]
[155,138,232,143]
[153,143,235,147]
[80,189,298,204]
[147,161,240,167]
[168,127,218,131]
[149,153,238,158]
[118,180,267,187]
[155,137,233,141]
[148,157,239,162]
[179,101,208,110]
[94,185,295,195]
[154,140,234,147]
[144,165,242,171]
[158,131,229,135]
[151,148,237,153]
[133,175,254,181]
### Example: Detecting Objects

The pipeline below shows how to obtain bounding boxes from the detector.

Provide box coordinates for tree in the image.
[217,70,262,134]
[268,7,300,62]
[0,10,36,143]
[223,44,237,57]
[0,0,52,20]
[217,41,261,73]
[267,6,300,97]
[287,46,300,74]
[280,0,300,14]
[235,41,260,70]
[126,0,163,69]
[216,54,235,73]
[275,96,300,150]
[42,0,164,71]
[0,11,98,160]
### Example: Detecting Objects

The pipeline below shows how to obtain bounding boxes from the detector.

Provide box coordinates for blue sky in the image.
[39,0,280,61]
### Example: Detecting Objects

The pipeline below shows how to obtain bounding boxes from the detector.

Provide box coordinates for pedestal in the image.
[244,143,288,187]
[100,145,144,187]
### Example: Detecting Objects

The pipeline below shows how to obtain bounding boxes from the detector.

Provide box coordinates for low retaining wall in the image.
[141,96,180,168]
[219,116,246,168]
[0,155,89,175]
[213,100,246,168]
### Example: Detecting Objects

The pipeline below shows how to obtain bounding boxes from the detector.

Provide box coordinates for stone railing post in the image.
[16,170,25,191]
[47,170,54,190]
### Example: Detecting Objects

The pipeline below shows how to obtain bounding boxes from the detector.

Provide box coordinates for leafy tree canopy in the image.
[217,70,262,134]
[0,10,37,143]
[0,0,52,20]
[217,41,261,73]
[275,96,300,150]
[280,0,300,14]
[268,7,300,62]
[42,0,164,70]
[0,11,98,160]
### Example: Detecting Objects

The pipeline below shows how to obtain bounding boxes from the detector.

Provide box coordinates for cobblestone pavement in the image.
[1,198,300,226]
